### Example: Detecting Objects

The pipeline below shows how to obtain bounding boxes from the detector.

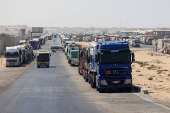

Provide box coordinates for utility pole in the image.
[91,25,93,35]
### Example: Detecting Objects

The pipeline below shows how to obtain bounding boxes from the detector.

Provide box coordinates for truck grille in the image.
[105,68,129,79]
[7,60,17,62]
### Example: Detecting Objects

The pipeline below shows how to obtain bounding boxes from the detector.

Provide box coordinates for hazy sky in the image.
[0,0,170,28]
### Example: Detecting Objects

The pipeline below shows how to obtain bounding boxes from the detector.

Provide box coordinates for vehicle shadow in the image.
[49,66,56,68]
[98,85,141,93]
[70,65,78,67]
[20,57,36,67]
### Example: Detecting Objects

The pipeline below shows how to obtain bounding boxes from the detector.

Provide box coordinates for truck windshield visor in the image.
[6,52,19,58]
[99,49,131,64]
[37,54,49,61]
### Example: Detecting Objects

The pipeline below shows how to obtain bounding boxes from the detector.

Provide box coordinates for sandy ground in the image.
[132,50,170,104]
[0,55,6,70]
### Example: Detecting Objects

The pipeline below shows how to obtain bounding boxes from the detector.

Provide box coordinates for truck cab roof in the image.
[37,50,50,54]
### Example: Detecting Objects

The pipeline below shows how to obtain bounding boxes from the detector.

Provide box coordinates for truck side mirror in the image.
[132,53,135,62]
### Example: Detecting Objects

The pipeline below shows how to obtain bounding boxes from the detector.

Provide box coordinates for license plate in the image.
[10,62,14,64]
[113,81,120,83]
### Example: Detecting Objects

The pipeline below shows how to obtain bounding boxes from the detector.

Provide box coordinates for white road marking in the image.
[134,93,170,111]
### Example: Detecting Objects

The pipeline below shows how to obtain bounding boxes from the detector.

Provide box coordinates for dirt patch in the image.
[132,50,170,104]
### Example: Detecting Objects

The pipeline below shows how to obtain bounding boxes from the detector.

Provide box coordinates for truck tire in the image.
[37,66,40,68]
[47,65,49,68]
[83,70,85,79]
[68,60,71,64]
[96,87,98,91]
[85,70,88,82]
[90,73,96,88]
[88,72,91,84]
[78,66,81,75]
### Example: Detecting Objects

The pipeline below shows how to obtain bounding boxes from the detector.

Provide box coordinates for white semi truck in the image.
[6,47,22,67]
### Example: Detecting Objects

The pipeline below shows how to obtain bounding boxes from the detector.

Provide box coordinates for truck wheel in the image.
[85,70,88,82]
[78,66,81,75]
[37,66,40,68]
[90,74,96,88]
[96,87,98,91]
[88,72,91,84]
[83,70,85,79]
[98,88,104,93]
[47,65,49,68]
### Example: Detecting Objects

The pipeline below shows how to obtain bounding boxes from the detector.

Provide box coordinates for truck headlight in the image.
[124,79,131,84]
[100,80,108,85]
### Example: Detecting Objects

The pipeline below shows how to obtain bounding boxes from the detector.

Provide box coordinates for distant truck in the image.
[33,39,40,49]
[146,37,153,45]
[47,35,52,40]
[19,40,27,45]
[71,36,77,42]
[83,36,91,42]
[36,50,51,68]
[65,44,79,59]
[78,45,85,75]
[6,46,23,67]
[95,36,103,42]
[69,50,79,66]
[103,36,110,41]
[132,38,140,47]
[29,40,39,50]
[79,41,135,93]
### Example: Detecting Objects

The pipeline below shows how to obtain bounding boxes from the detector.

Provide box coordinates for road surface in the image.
[0,38,169,113]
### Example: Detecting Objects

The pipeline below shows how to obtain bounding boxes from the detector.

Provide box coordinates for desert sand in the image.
[132,50,170,104]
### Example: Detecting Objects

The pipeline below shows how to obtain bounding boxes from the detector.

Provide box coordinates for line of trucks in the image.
[60,35,135,93]
[5,36,48,67]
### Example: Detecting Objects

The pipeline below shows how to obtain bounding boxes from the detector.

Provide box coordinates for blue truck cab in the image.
[89,41,135,93]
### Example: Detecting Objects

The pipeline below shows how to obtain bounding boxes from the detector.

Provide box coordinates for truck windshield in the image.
[37,54,49,61]
[135,40,140,43]
[30,42,36,46]
[99,49,131,64]
[63,39,70,42]
[6,52,19,58]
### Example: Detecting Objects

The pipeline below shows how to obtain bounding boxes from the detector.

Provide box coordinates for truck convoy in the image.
[6,43,34,67]
[78,41,135,93]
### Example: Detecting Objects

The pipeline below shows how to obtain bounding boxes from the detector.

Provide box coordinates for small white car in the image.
[51,45,64,52]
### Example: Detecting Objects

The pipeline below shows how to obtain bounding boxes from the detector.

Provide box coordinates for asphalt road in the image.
[0,38,169,113]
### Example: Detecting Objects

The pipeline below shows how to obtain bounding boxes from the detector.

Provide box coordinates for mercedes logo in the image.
[113,70,118,75]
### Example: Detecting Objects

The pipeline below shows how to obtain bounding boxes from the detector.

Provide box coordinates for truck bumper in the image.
[37,62,49,67]
[6,61,20,66]
[97,75,132,89]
